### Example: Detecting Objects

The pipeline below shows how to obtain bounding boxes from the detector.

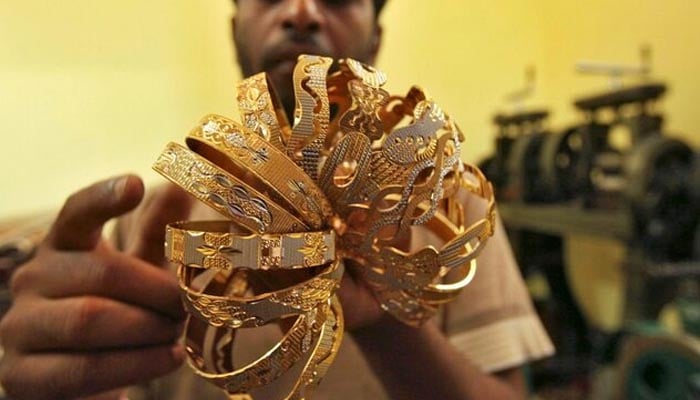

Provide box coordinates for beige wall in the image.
[0,1,237,217]
[1,0,550,217]
[1,1,698,220]
[537,0,700,147]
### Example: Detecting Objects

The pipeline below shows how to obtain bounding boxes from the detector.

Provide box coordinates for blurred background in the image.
[1,0,699,398]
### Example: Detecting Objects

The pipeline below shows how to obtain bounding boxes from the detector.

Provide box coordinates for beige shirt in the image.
[123,187,554,400]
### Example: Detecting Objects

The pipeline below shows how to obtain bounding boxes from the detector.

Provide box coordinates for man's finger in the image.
[47,175,144,251]
[126,184,194,265]
[1,296,182,352]
[12,251,184,319]
[79,389,128,400]
[0,344,184,400]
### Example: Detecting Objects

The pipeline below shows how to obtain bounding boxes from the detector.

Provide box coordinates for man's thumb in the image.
[47,175,144,251]
[124,183,194,266]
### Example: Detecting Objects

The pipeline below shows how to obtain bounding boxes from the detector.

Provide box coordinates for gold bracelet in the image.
[183,264,331,393]
[166,221,335,271]
[185,296,343,398]
[155,55,501,399]
[185,309,324,394]
[344,163,496,326]
[284,295,343,399]
[237,72,291,151]
[179,260,343,328]
[186,114,334,230]
[153,142,308,234]
[287,55,333,180]
[323,68,464,253]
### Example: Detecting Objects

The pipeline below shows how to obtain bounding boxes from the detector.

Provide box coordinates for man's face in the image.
[233,0,381,113]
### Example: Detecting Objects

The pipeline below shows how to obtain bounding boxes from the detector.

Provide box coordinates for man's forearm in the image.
[351,317,525,400]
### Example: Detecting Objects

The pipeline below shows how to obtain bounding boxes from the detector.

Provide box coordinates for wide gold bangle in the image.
[287,55,333,180]
[153,142,308,234]
[179,259,343,328]
[186,114,334,230]
[166,221,336,271]
[285,295,343,399]
[237,72,291,151]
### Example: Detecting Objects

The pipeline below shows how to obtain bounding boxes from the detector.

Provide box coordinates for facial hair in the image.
[234,30,375,123]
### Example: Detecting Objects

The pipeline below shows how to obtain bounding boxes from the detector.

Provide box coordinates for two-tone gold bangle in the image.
[186,114,334,230]
[287,55,333,180]
[185,296,343,398]
[153,142,308,234]
[166,221,335,271]
[237,72,291,151]
[185,307,325,394]
[179,260,343,328]
[284,295,343,400]
[343,161,495,326]
[182,255,335,396]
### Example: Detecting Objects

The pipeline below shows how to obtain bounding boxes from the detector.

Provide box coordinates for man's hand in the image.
[335,260,385,331]
[0,175,192,400]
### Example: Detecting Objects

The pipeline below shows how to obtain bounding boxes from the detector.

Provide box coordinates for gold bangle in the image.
[284,295,343,399]
[237,72,291,151]
[179,260,343,328]
[155,55,504,399]
[153,142,308,234]
[345,163,496,326]
[185,310,324,394]
[166,221,336,271]
[287,55,333,180]
[186,114,334,230]
[184,296,343,398]
[323,68,464,253]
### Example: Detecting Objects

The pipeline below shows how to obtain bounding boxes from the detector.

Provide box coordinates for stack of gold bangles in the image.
[153,55,497,399]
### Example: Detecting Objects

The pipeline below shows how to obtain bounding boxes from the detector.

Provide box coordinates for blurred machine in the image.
[616,334,700,400]
[0,215,49,314]
[481,51,700,398]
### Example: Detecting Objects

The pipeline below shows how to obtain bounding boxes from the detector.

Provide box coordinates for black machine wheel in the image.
[504,133,547,202]
[539,125,600,203]
[625,135,695,260]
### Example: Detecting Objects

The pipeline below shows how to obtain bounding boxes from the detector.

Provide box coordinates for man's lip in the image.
[264,44,329,71]
[269,59,295,75]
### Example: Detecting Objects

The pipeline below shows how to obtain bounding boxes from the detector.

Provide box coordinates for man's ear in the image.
[370,24,383,64]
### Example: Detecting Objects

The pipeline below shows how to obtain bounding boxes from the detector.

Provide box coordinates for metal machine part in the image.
[539,125,598,204]
[485,110,550,202]
[616,335,700,400]
[625,135,696,261]
[504,132,548,202]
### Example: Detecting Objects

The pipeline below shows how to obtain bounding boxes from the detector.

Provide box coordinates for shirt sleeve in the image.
[445,209,554,372]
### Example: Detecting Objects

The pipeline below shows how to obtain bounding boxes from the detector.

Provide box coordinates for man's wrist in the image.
[350,314,427,347]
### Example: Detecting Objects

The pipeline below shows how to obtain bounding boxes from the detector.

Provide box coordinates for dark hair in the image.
[233,1,387,19]
[373,0,387,18]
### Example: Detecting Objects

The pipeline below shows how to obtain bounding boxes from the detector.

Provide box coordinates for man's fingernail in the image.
[111,176,129,197]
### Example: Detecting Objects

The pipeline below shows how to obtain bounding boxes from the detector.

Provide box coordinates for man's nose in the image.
[280,0,324,34]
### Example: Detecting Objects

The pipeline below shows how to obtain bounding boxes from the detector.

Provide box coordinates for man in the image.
[0,0,553,399]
